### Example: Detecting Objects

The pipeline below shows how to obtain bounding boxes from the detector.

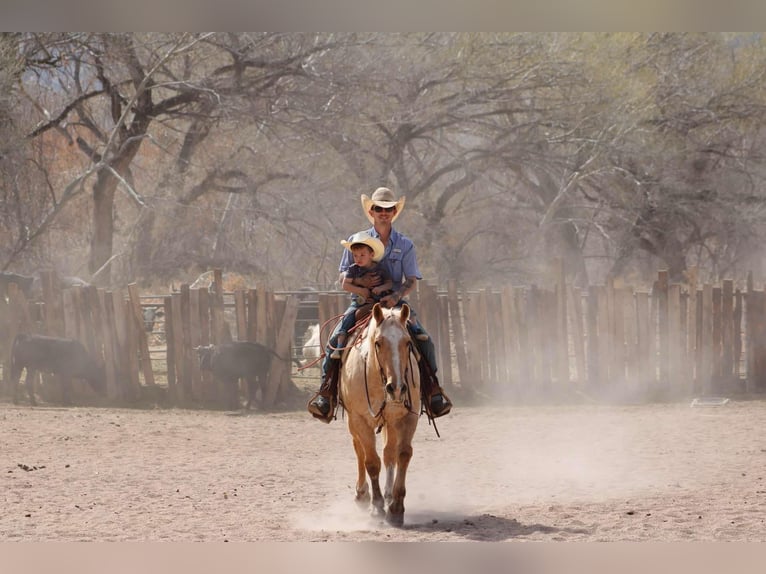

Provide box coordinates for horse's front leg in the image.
[351,436,369,505]
[386,417,417,526]
[382,427,398,507]
[349,415,384,515]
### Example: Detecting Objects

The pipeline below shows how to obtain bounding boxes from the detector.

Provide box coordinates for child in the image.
[330,231,394,359]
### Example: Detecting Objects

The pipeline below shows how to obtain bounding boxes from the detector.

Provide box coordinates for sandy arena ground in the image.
[3,397,766,542]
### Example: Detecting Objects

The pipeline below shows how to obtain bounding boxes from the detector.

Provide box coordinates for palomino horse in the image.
[339,302,421,526]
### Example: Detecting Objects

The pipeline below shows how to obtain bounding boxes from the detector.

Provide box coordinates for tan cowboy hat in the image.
[340,231,386,262]
[360,187,406,224]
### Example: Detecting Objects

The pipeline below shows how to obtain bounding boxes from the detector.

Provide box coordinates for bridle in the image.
[362,321,419,424]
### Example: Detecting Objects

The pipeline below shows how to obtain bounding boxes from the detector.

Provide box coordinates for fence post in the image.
[0,289,10,395]
[568,286,586,387]
[437,293,453,389]
[479,288,493,387]
[596,285,610,390]
[262,295,299,408]
[686,268,698,394]
[586,286,599,388]
[668,284,682,396]
[656,271,669,388]
[128,284,155,387]
[4,284,32,396]
[169,291,184,405]
[700,284,714,394]
[623,287,638,394]
[466,288,485,388]
[745,274,766,393]
[712,286,722,391]
[189,288,202,402]
[499,285,518,394]
[721,279,734,385]
[234,290,247,341]
[447,280,468,388]
[101,290,119,402]
[554,258,569,387]
[635,291,651,394]
[734,288,743,387]
[125,295,141,398]
[197,289,213,402]
[612,286,627,390]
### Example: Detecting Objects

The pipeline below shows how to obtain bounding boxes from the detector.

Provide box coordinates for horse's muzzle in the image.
[385,381,408,403]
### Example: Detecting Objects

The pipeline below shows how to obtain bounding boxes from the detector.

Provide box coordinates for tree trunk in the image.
[89,169,117,282]
[89,149,144,283]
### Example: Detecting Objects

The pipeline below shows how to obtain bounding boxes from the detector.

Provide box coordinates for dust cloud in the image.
[3,400,765,542]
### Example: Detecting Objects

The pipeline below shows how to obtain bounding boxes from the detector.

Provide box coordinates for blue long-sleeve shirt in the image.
[339,227,422,287]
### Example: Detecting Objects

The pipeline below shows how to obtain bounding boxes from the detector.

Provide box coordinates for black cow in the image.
[142,306,165,332]
[0,272,35,298]
[10,333,106,405]
[195,341,281,410]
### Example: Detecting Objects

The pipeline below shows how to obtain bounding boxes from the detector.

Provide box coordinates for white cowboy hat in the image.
[360,187,406,224]
[340,231,386,262]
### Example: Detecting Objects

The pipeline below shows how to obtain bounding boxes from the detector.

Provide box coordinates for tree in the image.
[8,32,766,291]
[18,33,348,285]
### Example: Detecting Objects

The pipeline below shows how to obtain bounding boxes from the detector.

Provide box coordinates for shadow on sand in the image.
[402,511,591,541]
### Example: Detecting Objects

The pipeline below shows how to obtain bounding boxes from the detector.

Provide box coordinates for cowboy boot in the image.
[307,359,339,423]
[419,359,452,418]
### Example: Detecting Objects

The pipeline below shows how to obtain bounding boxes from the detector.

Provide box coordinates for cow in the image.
[294,287,319,342]
[301,323,321,367]
[0,272,35,299]
[142,306,165,332]
[10,333,106,406]
[195,341,281,410]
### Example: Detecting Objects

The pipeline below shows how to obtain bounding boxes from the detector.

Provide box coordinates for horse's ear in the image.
[372,302,384,324]
[399,303,410,324]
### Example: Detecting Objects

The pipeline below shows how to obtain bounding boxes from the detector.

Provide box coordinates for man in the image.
[308,186,453,423]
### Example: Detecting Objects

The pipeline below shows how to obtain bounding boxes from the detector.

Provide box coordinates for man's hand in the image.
[355,273,381,289]
[380,292,401,308]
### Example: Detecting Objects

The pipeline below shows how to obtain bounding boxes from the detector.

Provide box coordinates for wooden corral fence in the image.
[3,266,766,408]
[0,269,305,409]
[426,267,761,401]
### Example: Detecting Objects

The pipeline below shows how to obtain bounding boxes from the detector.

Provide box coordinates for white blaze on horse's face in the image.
[372,304,412,405]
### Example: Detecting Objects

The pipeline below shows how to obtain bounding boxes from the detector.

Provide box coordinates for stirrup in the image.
[428,392,452,418]
[308,392,335,423]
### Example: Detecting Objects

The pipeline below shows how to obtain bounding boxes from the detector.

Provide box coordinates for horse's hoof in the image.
[370,502,385,518]
[386,511,404,527]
